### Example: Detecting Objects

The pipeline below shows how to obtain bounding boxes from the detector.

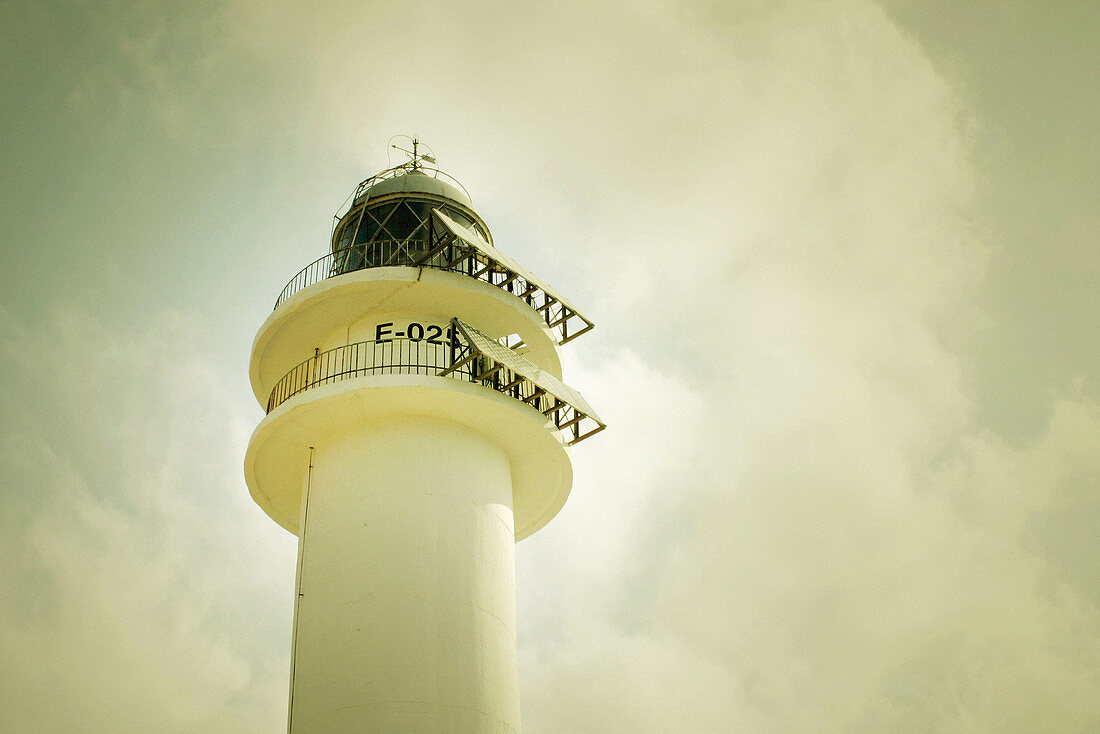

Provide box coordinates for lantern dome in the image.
[354,168,472,208]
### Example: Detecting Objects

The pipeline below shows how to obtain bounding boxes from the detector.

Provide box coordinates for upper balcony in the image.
[275,200,594,346]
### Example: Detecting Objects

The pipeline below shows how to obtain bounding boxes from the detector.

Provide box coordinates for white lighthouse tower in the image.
[244,140,603,733]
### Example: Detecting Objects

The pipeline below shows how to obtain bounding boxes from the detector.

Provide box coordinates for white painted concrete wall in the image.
[288,417,520,734]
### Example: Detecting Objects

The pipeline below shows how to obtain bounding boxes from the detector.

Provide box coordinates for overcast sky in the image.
[1,1,1097,731]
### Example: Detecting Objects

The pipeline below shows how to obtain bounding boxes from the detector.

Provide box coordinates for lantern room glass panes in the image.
[333,197,489,275]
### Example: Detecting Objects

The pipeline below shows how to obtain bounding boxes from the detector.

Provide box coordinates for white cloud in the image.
[505,2,1099,731]
[0,304,295,732]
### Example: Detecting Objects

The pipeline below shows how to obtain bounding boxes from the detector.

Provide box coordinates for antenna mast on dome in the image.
[389,134,436,171]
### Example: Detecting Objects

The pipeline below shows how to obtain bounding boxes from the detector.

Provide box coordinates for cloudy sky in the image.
[1,1,1097,731]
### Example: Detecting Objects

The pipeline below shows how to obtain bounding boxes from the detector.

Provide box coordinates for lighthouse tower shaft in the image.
[292,419,519,731]
[245,161,602,733]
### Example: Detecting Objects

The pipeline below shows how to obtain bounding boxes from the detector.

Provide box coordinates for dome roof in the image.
[354,169,472,208]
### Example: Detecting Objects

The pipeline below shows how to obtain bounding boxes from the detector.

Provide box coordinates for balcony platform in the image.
[245,374,573,541]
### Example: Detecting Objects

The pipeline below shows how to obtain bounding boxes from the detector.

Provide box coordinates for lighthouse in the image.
[244,140,604,733]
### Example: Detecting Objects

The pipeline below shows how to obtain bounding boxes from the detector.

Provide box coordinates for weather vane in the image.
[389,134,436,170]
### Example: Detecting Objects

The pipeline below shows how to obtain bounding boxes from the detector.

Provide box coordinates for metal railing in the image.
[266,324,605,445]
[273,235,594,346]
[267,336,472,412]
[267,335,556,417]
[274,239,482,309]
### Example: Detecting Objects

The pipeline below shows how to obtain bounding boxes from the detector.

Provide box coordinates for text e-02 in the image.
[375,322,454,345]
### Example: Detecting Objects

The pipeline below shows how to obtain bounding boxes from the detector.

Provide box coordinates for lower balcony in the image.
[267,319,604,446]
